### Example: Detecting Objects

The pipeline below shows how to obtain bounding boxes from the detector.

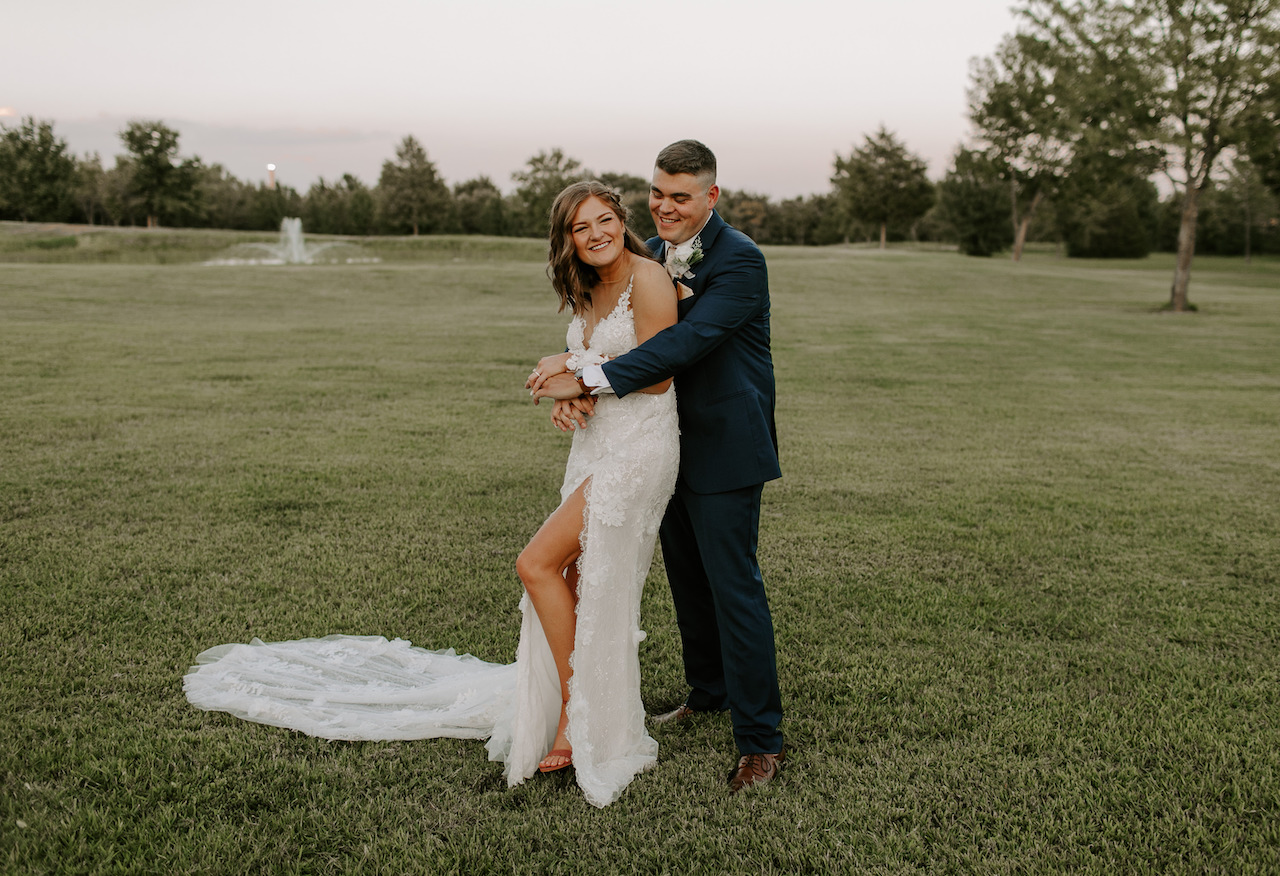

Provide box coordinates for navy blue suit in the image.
[602,210,783,755]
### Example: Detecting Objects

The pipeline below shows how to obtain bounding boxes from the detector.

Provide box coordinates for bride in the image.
[184,181,680,808]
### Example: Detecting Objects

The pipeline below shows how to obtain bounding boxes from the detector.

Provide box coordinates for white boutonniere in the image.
[664,235,704,280]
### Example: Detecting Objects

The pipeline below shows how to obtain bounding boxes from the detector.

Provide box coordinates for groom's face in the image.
[650,169,719,244]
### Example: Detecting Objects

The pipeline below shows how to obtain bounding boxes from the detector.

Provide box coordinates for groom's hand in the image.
[532,372,587,403]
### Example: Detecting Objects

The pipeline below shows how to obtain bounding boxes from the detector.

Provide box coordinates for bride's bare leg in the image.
[516,479,588,769]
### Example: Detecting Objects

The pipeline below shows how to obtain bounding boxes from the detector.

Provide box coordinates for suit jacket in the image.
[602,210,780,494]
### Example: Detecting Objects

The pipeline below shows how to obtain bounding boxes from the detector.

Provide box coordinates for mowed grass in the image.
[1,239,1278,874]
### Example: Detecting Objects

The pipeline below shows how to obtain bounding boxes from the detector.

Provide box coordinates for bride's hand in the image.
[526,352,572,393]
[551,396,595,432]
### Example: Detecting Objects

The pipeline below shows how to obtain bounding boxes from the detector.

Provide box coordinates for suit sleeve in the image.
[602,244,767,398]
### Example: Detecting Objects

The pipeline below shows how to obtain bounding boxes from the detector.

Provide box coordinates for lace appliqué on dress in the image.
[546,275,678,805]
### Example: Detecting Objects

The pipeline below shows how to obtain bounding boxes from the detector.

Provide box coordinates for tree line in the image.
[3,1,1277,306]
[4,114,1273,259]
[0,118,859,245]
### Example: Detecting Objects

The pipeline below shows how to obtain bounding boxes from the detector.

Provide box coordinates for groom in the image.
[549,140,784,792]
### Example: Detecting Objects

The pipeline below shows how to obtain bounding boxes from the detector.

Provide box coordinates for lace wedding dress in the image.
[184,278,679,808]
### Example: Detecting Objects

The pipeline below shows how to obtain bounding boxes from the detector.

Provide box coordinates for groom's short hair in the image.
[656,140,717,188]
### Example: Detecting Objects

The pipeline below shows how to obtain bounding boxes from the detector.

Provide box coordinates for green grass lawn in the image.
[2,234,1278,873]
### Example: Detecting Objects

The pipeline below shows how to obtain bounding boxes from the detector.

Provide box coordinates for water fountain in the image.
[278,217,309,263]
[203,218,378,266]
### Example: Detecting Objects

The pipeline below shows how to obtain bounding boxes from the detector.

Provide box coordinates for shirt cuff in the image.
[581,363,613,395]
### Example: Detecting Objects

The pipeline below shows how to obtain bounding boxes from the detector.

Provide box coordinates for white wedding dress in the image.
[184,278,679,808]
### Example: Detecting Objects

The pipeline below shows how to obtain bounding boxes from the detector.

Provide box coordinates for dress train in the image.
[185,277,678,808]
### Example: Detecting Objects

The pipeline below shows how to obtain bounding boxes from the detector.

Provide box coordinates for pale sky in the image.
[4,0,1020,198]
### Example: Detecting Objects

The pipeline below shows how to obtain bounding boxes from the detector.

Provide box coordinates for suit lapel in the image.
[697,210,726,251]
[684,211,724,298]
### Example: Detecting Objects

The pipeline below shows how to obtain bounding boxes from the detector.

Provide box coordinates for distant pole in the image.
[267,163,277,191]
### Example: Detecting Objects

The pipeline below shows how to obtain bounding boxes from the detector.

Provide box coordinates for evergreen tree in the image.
[832,126,935,249]
[937,148,1014,257]
[377,136,453,235]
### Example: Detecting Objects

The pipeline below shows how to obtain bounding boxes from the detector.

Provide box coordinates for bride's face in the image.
[571,196,624,269]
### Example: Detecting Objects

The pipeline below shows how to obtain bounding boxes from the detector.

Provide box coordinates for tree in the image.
[248,182,304,232]
[197,163,255,230]
[1137,0,1280,309]
[1055,155,1159,258]
[998,0,1280,307]
[511,148,591,237]
[1222,160,1276,261]
[304,174,376,236]
[968,35,1070,260]
[968,2,1160,262]
[73,152,108,225]
[1241,68,1280,197]
[1160,166,1280,257]
[377,135,453,235]
[937,148,1015,256]
[804,192,859,245]
[338,174,376,236]
[767,196,829,246]
[453,176,508,236]
[119,120,202,228]
[715,190,772,243]
[0,116,77,222]
[97,160,138,227]
[831,126,935,249]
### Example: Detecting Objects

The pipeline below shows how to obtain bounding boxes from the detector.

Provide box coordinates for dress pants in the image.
[659,480,783,755]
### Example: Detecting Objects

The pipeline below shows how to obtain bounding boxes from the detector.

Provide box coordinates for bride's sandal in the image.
[538,749,573,773]
[539,699,573,773]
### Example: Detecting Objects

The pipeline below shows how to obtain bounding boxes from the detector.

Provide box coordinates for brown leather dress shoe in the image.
[650,703,697,725]
[727,750,785,793]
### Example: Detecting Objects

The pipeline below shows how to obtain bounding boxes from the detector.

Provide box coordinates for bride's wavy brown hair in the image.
[547,181,655,315]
